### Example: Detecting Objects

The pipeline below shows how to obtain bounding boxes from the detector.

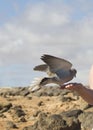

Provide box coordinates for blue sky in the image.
[1,0,93,24]
[0,0,29,25]
[0,0,93,87]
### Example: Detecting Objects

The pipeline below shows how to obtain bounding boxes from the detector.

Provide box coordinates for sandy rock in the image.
[0,86,92,130]
[78,112,93,130]
[6,121,18,129]
[23,112,81,130]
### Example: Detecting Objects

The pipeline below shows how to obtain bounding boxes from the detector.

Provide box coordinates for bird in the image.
[30,54,77,92]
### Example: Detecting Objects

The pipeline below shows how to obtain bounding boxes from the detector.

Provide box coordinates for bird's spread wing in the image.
[34,64,55,76]
[41,54,72,73]
[34,64,48,72]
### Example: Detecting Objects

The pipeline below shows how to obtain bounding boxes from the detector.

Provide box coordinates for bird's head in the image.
[71,69,77,77]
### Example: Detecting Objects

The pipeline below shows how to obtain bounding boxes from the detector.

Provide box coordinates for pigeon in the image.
[30,54,77,92]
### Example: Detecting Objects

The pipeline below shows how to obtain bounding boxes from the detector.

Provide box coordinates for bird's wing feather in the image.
[34,64,56,76]
[41,54,72,73]
[33,64,48,72]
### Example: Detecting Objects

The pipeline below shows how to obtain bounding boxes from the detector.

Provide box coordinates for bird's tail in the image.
[29,77,44,92]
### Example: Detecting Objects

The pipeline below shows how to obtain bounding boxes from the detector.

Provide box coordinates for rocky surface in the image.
[0,86,93,130]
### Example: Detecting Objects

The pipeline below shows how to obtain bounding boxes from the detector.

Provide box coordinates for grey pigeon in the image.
[33,54,77,88]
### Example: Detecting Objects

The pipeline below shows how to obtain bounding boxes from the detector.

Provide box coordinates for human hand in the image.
[60,83,84,92]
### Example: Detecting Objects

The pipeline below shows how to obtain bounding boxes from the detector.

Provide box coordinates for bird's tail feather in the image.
[29,77,44,92]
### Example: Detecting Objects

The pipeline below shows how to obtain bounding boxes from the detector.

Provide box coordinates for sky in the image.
[0,0,93,87]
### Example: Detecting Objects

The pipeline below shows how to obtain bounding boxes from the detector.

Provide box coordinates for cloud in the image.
[0,1,93,59]
[25,1,71,25]
[0,1,93,86]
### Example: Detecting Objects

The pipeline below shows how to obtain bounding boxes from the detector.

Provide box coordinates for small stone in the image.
[37,101,44,106]
[20,117,27,122]
[6,121,18,129]
[33,110,41,117]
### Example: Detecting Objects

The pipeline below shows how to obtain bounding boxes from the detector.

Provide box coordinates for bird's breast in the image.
[56,69,71,79]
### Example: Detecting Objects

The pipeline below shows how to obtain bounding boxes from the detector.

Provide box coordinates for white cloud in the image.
[24,1,70,26]
[0,1,93,86]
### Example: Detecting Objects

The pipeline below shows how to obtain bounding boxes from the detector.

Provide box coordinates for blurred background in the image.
[0,0,93,87]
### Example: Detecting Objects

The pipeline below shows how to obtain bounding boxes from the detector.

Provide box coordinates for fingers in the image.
[60,84,67,89]
[60,82,83,91]
[65,84,75,90]
[60,83,75,89]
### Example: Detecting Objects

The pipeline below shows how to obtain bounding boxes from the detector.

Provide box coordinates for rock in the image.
[27,96,32,100]
[13,105,25,117]
[0,87,30,97]
[33,92,43,97]
[4,103,12,109]
[83,104,93,110]
[23,125,34,130]
[79,101,92,110]
[0,104,3,110]
[6,121,18,129]
[23,113,81,130]
[0,113,6,118]
[20,116,27,122]
[66,117,81,130]
[20,89,30,96]
[13,105,22,109]
[33,110,41,117]
[60,89,71,96]
[47,91,54,96]
[0,86,93,130]
[37,101,44,106]
[15,108,25,117]
[59,96,74,102]
[0,103,12,113]
[78,112,93,129]
[61,109,83,118]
